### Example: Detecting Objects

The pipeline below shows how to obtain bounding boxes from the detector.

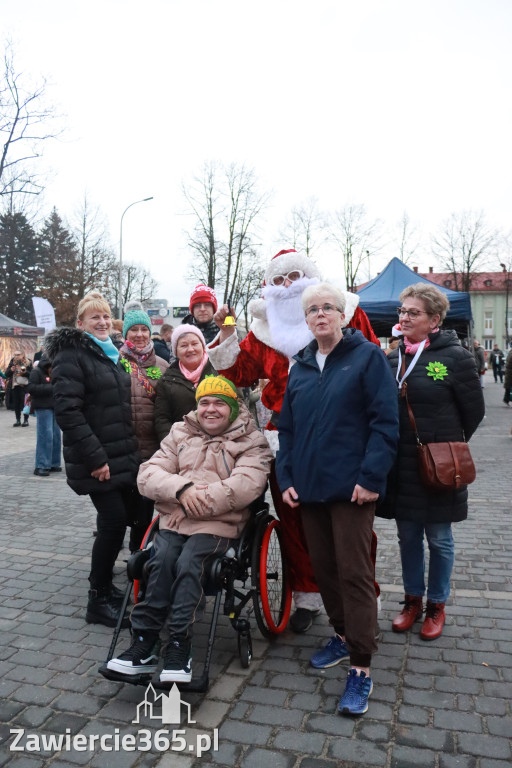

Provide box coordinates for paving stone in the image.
[486,715,512,737]
[439,756,477,768]
[390,744,438,767]
[457,733,511,760]
[328,736,387,765]
[242,748,295,768]
[218,721,272,746]
[272,729,325,755]
[395,723,454,751]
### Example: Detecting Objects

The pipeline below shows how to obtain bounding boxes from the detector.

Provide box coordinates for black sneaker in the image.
[86,589,130,629]
[34,468,50,477]
[107,631,160,676]
[160,636,192,683]
[290,608,320,634]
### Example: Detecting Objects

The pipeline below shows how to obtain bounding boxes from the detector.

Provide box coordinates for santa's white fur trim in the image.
[341,291,359,326]
[265,251,321,284]
[206,331,240,370]
[248,297,266,320]
[263,429,280,456]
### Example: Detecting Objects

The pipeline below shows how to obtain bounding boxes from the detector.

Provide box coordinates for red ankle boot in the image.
[392,595,423,633]
[420,601,445,640]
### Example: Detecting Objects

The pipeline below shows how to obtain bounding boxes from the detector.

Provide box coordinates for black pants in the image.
[89,487,135,592]
[11,386,26,421]
[131,529,232,639]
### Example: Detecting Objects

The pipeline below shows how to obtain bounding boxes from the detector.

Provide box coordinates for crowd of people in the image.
[2,248,489,717]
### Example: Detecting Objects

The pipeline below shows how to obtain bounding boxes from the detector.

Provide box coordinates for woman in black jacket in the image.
[380,284,485,640]
[27,357,62,477]
[154,324,216,443]
[46,292,140,628]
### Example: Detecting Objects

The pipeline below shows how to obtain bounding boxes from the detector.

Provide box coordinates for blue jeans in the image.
[35,409,62,470]
[396,520,454,603]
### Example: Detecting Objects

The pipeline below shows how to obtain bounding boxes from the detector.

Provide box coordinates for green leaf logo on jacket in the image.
[426,361,448,381]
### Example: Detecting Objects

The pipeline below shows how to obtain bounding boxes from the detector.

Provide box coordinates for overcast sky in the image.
[3,0,512,305]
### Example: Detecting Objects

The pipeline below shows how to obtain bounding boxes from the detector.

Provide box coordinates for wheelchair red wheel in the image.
[252,518,291,636]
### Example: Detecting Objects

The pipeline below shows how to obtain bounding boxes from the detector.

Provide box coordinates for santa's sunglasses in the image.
[269,269,304,286]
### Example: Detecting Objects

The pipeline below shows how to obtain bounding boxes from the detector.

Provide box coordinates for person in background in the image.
[110,319,124,350]
[503,347,512,405]
[182,285,219,344]
[473,340,486,388]
[107,376,273,683]
[119,309,169,550]
[6,350,32,427]
[27,357,62,477]
[151,332,171,363]
[46,291,140,628]
[276,282,399,716]
[381,284,485,641]
[154,325,216,443]
[161,324,174,353]
[490,343,504,384]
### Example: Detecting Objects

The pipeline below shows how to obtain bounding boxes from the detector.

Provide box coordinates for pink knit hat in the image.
[171,324,206,357]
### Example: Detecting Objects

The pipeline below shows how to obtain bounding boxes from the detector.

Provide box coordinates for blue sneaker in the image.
[337,668,373,715]
[310,635,350,669]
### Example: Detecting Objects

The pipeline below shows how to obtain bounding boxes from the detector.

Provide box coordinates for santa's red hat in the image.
[189,284,218,313]
[264,248,321,286]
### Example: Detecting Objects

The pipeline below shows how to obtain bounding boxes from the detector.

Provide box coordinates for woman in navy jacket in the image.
[276,282,398,717]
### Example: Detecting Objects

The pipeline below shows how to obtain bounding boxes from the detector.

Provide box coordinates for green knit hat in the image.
[196,375,239,423]
[123,310,152,338]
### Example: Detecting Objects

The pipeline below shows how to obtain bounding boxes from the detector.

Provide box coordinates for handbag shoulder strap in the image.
[400,355,422,446]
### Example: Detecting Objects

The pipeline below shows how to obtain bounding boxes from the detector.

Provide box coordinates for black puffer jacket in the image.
[154,359,216,443]
[181,314,219,345]
[378,330,485,524]
[45,328,140,495]
[27,357,54,409]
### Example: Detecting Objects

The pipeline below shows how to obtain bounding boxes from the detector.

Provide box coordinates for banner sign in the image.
[31,297,56,334]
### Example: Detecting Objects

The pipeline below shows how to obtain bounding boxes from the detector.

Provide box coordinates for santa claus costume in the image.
[208,249,380,631]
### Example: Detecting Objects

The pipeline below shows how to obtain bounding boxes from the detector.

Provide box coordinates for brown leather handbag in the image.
[400,364,476,492]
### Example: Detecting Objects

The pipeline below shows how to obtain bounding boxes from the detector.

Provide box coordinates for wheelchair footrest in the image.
[98,664,209,693]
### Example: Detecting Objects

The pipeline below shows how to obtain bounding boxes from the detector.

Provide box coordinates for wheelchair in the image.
[98,499,292,692]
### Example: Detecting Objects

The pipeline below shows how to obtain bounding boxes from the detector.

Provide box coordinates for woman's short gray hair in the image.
[301,282,346,314]
[399,283,450,324]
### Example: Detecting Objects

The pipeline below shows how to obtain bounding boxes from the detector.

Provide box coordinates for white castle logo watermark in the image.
[10,682,218,756]
[133,682,195,725]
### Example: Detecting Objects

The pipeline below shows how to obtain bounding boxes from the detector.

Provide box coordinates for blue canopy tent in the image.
[356,258,472,337]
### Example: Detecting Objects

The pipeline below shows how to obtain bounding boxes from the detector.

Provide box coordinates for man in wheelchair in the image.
[107,375,273,684]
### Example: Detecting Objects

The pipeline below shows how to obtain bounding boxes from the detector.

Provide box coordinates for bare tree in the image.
[70,194,116,301]
[182,161,270,312]
[432,210,498,292]
[182,161,223,289]
[278,197,327,258]
[105,262,159,315]
[329,204,383,291]
[395,211,422,264]
[0,42,60,198]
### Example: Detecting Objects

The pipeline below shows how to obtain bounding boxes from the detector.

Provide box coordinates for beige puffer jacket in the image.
[137,406,273,539]
[125,351,169,460]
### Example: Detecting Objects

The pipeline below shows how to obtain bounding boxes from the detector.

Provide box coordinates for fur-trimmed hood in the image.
[45,327,109,363]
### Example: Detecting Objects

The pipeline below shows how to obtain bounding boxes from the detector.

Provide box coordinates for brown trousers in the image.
[301,501,378,668]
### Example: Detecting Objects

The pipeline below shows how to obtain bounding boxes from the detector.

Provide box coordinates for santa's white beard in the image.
[262,277,318,358]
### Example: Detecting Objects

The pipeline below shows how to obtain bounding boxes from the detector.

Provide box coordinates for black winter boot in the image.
[86,589,130,628]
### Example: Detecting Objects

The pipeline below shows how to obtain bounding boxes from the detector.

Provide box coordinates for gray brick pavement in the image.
[0,378,511,767]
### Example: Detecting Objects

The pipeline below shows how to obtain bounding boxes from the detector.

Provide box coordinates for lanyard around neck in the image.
[396,339,427,391]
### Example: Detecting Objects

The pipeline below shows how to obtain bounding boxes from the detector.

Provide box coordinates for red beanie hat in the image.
[189,284,218,313]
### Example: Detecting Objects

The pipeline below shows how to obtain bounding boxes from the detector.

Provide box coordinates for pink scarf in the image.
[403,328,439,355]
[179,350,209,386]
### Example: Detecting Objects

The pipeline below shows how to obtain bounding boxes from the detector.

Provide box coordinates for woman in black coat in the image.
[45,292,140,628]
[379,284,485,640]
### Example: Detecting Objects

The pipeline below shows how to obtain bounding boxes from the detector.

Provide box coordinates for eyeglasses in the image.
[396,307,431,319]
[305,303,342,317]
[269,269,304,286]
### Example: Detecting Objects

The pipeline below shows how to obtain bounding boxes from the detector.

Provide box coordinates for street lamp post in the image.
[119,196,154,319]
[500,263,510,348]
